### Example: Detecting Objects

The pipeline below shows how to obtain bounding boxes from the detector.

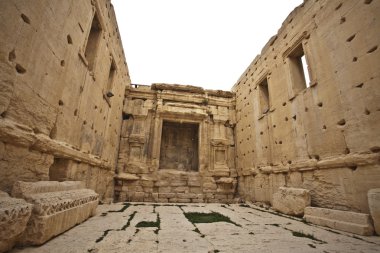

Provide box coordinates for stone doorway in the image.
[159,121,199,171]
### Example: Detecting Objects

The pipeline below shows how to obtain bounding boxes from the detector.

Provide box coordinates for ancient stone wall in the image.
[233,0,380,213]
[115,84,237,203]
[0,0,130,201]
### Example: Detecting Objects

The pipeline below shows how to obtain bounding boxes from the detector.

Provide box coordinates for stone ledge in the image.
[304,207,374,235]
[0,118,112,170]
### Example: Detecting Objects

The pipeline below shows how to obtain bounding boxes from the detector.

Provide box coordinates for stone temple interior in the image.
[0,0,380,252]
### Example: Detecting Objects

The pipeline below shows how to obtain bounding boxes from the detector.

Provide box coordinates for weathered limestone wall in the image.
[115,84,237,203]
[233,0,380,212]
[0,0,130,201]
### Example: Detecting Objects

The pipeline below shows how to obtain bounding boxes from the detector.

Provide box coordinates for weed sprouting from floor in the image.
[193,228,201,234]
[291,230,325,243]
[95,229,112,243]
[184,212,241,227]
[136,213,161,228]
[108,202,130,213]
[121,211,137,230]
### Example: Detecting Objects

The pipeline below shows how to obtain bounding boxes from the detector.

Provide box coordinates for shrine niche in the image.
[115,84,237,203]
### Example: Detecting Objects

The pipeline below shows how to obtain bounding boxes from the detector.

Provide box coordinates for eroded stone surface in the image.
[0,196,32,253]
[12,181,99,246]
[272,187,310,216]
[10,203,380,253]
[368,188,380,235]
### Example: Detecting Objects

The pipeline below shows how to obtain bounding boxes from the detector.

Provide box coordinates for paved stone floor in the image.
[12,203,380,253]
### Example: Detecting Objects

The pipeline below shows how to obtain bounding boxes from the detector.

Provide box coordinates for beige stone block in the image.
[158,187,171,193]
[172,187,188,193]
[176,198,191,203]
[157,198,168,203]
[189,187,202,194]
[203,183,217,190]
[0,196,32,252]
[170,180,187,187]
[368,188,380,235]
[304,207,374,235]
[159,193,176,199]
[177,193,198,199]
[272,187,311,216]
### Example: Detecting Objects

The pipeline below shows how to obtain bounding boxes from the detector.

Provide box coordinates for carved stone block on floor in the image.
[272,187,311,216]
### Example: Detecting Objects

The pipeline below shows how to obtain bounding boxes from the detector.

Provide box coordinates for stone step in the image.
[304,207,374,236]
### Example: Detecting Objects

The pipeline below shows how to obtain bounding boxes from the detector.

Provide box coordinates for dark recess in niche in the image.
[67,35,73,44]
[122,113,132,120]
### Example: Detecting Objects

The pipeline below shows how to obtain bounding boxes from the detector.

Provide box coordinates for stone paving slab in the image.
[10,203,380,253]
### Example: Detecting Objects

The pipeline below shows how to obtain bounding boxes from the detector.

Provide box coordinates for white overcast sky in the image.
[112,0,303,91]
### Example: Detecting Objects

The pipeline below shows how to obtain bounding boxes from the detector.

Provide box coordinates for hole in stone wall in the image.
[340,17,346,24]
[292,115,297,120]
[337,119,346,126]
[349,165,357,171]
[67,35,73,44]
[60,60,65,66]
[8,49,16,62]
[367,46,378,54]
[364,108,370,115]
[335,3,343,10]
[353,57,358,62]
[370,146,380,153]
[282,102,286,106]
[74,109,78,116]
[15,64,26,74]
[314,155,320,160]
[344,148,350,154]
[58,100,64,106]
[322,125,327,130]
[21,13,30,24]
[355,83,364,88]
[305,107,309,112]
[122,113,132,120]
[346,34,356,42]
[317,102,323,107]
[285,117,288,121]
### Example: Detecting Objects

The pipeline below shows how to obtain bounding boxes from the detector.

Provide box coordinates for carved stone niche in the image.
[159,120,199,172]
[210,138,230,177]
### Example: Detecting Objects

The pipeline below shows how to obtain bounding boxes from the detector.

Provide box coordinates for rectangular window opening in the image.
[106,59,116,92]
[288,44,311,93]
[159,121,199,172]
[258,77,270,115]
[85,13,102,71]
